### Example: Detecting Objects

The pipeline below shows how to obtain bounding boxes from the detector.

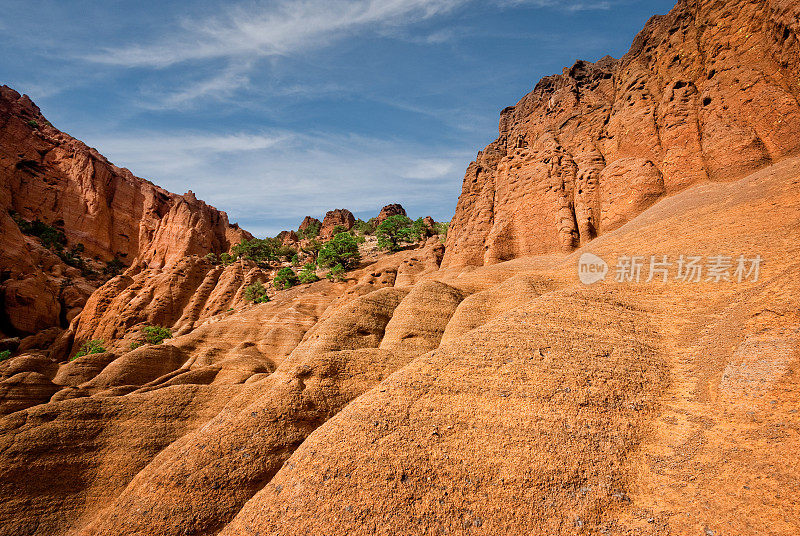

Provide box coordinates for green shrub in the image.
[318,232,361,269]
[12,213,67,250]
[290,253,300,266]
[142,325,172,345]
[243,281,270,303]
[73,339,106,360]
[301,239,322,261]
[204,252,219,264]
[0,350,11,362]
[433,222,448,239]
[276,245,298,262]
[103,256,125,277]
[375,215,428,251]
[298,263,319,284]
[231,238,279,264]
[220,252,234,265]
[297,221,321,240]
[376,215,413,251]
[27,119,39,129]
[326,263,346,282]
[353,218,376,236]
[273,267,298,290]
[130,341,142,350]
[58,243,86,270]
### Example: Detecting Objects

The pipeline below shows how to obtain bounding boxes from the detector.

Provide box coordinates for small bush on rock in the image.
[326,263,346,282]
[244,281,270,303]
[298,263,319,284]
[143,325,172,345]
[0,350,11,362]
[273,267,299,290]
[318,232,361,269]
[297,221,321,240]
[73,339,106,360]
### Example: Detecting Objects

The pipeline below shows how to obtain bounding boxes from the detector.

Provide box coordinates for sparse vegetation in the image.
[290,253,300,266]
[220,252,234,265]
[73,339,106,360]
[326,263,346,282]
[353,218,377,236]
[243,281,270,303]
[231,238,279,265]
[433,221,448,240]
[103,256,125,277]
[11,212,67,250]
[298,263,319,284]
[0,350,11,362]
[27,119,39,129]
[273,267,299,290]
[130,341,142,350]
[301,239,322,261]
[375,215,426,251]
[276,244,298,262]
[317,232,361,269]
[142,325,172,345]
[297,221,321,240]
[204,252,219,264]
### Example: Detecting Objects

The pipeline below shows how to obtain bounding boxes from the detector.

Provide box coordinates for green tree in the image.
[231,238,279,264]
[273,267,299,290]
[142,325,172,345]
[297,221,321,240]
[301,239,322,261]
[318,232,361,269]
[376,215,415,251]
[353,218,376,236]
[326,263,346,282]
[276,245,298,262]
[220,253,234,265]
[243,281,270,303]
[298,263,319,284]
[73,339,106,360]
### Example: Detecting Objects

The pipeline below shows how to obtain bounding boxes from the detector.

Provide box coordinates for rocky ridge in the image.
[0,85,250,340]
[0,1,799,535]
[443,0,800,266]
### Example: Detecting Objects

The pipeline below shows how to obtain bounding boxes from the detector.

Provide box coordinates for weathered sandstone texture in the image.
[1,1,799,535]
[0,85,250,339]
[320,208,355,238]
[443,0,800,266]
[376,203,407,223]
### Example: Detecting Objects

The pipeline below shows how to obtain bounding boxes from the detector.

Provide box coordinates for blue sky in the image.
[1,0,676,237]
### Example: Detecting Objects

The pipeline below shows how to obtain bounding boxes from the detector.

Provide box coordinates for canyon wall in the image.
[0,86,250,336]
[443,0,800,266]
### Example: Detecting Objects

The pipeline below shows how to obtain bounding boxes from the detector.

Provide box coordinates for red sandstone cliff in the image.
[443,0,800,266]
[0,86,251,336]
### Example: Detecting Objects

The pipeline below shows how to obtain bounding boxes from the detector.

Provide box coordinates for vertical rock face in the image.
[0,85,251,337]
[443,0,800,267]
[320,208,355,238]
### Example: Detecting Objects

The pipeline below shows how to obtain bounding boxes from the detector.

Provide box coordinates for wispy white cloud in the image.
[154,62,254,108]
[82,128,471,235]
[86,0,614,68]
[496,0,611,10]
[86,0,467,68]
